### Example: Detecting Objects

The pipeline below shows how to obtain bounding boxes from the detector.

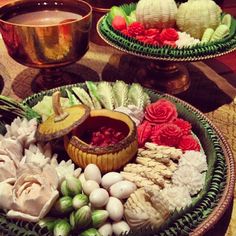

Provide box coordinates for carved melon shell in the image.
[64,109,138,173]
[136,0,178,29]
[176,0,222,39]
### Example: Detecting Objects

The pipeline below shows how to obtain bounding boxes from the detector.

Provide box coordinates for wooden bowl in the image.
[64,109,138,173]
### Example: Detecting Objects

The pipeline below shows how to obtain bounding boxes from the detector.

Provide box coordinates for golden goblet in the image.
[0,0,92,92]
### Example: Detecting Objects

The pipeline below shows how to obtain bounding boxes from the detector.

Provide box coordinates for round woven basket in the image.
[20,82,235,236]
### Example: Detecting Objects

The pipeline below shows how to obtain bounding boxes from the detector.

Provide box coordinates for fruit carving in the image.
[137,99,200,152]
[0,81,218,236]
[136,0,178,29]
[176,0,222,39]
[112,16,127,31]
[108,0,233,49]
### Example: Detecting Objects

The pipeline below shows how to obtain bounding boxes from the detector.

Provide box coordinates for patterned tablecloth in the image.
[0,36,235,235]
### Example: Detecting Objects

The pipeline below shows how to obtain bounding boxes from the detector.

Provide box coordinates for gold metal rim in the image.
[92,6,109,13]
[0,0,93,28]
[96,16,236,62]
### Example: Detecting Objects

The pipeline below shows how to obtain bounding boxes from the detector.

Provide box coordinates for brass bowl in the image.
[0,0,92,68]
[64,109,138,173]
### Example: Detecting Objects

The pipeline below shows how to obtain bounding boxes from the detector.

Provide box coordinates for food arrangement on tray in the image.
[98,0,236,60]
[0,81,234,236]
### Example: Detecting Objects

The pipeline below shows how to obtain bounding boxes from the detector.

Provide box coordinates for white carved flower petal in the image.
[55,160,79,183]
[127,105,145,120]
[115,106,144,126]
[23,148,50,168]
[159,186,192,212]
[0,147,7,156]
[172,166,205,196]
[27,133,36,145]
[0,138,23,163]
[0,155,17,182]
[18,131,36,148]
[74,168,82,178]
[7,210,40,222]
[0,181,13,210]
[7,188,58,222]
[42,165,59,189]
[16,163,42,178]
[10,174,59,221]
[5,117,21,138]
[13,185,58,217]
[5,118,37,148]
[50,155,59,167]
[38,190,59,219]
[0,134,4,141]
[179,151,207,173]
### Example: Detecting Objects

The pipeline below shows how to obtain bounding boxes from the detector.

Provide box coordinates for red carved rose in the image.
[144,28,160,41]
[127,22,145,37]
[178,135,200,152]
[145,99,178,124]
[160,28,179,43]
[137,121,152,147]
[151,123,183,147]
[172,118,192,135]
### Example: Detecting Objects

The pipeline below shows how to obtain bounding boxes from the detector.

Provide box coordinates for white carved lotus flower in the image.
[20,144,52,168]
[0,137,23,164]
[0,180,14,210]
[0,138,23,183]
[7,163,59,222]
[0,154,17,182]
[50,158,82,183]
[4,117,37,148]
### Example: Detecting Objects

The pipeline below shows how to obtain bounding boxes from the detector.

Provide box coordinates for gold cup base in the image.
[136,61,190,94]
[31,68,82,93]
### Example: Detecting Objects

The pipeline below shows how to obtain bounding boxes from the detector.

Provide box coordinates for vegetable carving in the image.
[176,0,222,39]
[136,0,178,29]
[36,91,90,142]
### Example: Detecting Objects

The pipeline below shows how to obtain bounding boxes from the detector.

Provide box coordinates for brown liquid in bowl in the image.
[0,0,90,25]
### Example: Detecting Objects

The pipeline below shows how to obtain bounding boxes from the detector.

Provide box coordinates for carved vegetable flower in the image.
[0,137,23,163]
[0,154,17,182]
[50,158,81,183]
[0,138,23,182]
[160,28,179,43]
[178,135,200,151]
[137,121,152,147]
[4,117,37,148]
[145,99,177,124]
[7,163,59,222]
[151,124,183,147]
[0,181,13,210]
[21,144,51,168]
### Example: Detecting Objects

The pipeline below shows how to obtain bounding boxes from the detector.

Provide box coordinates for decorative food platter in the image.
[97,2,236,61]
[0,81,234,236]
[96,0,236,94]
